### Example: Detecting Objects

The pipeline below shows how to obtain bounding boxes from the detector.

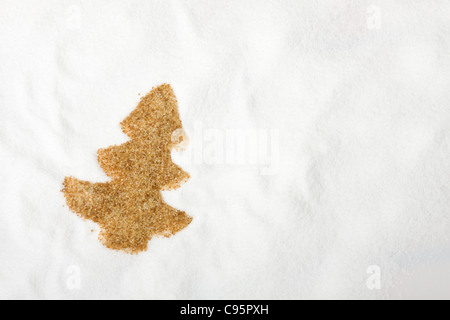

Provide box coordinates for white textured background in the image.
[1,0,450,299]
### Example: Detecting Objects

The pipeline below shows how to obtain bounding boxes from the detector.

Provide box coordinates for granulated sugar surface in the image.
[2,1,450,300]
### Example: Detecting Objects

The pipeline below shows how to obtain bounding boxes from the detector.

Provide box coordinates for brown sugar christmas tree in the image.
[63,84,192,254]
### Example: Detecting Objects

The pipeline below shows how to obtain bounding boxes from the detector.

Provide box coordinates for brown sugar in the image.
[62,84,192,254]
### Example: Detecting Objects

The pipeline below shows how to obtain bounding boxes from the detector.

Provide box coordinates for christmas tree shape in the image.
[63,84,192,254]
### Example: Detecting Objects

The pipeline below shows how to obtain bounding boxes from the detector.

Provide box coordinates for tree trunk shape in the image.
[62,84,192,254]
